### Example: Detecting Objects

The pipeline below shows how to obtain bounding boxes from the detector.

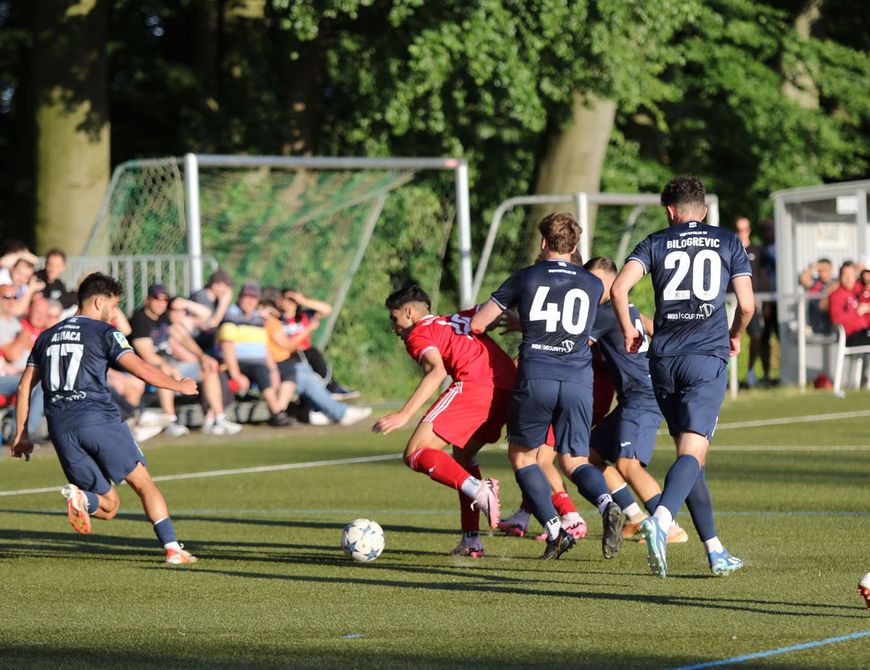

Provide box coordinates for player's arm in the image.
[117,351,198,395]
[469,299,504,335]
[10,365,38,460]
[372,348,447,435]
[639,312,655,336]
[611,260,646,353]
[131,335,177,378]
[728,275,755,357]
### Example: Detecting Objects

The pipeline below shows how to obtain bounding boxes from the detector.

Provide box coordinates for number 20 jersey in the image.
[28,315,135,432]
[491,260,604,382]
[627,221,752,361]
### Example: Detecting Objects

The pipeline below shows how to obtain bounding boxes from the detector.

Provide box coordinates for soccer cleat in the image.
[602,502,625,560]
[339,406,373,426]
[541,528,576,560]
[497,509,530,537]
[450,541,485,558]
[640,517,669,578]
[470,478,501,529]
[166,544,198,565]
[708,549,744,576]
[61,484,92,535]
[534,514,588,541]
[162,422,190,437]
[633,520,689,545]
[859,573,870,612]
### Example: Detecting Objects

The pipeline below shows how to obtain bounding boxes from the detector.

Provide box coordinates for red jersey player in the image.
[372,285,516,557]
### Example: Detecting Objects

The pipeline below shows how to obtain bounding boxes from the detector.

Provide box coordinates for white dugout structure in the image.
[773,179,870,388]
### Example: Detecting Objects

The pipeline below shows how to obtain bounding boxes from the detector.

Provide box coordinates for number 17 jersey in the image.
[28,315,135,432]
[627,221,751,360]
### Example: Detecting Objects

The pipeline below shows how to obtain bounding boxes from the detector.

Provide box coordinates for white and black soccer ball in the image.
[341,518,385,562]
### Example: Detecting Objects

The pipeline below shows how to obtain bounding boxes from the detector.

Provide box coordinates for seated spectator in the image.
[828,262,870,346]
[281,288,359,399]
[7,257,44,318]
[35,248,77,309]
[261,290,371,426]
[799,258,836,334]
[0,240,38,285]
[130,283,241,436]
[217,283,292,426]
[0,290,45,438]
[189,270,235,350]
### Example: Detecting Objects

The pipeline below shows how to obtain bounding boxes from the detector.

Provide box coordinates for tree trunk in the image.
[782,0,821,109]
[529,93,616,262]
[33,0,109,255]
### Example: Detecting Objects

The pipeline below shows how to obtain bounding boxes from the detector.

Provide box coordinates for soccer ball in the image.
[341,519,385,562]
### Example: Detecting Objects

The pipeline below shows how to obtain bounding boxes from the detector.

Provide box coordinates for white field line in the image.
[670,409,870,434]
[0,453,401,498]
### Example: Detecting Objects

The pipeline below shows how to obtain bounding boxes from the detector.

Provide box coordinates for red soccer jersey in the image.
[405,309,516,390]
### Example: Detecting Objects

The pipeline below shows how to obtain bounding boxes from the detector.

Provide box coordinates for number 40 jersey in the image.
[627,220,752,361]
[28,315,135,432]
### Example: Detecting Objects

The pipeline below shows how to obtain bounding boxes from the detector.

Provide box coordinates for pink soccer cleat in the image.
[61,484,92,535]
[166,544,198,565]
[471,478,501,529]
[859,573,870,612]
[451,541,485,558]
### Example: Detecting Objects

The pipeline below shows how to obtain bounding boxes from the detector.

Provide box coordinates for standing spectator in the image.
[217,283,292,426]
[35,248,77,309]
[281,288,359,399]
[828,262,870,345]
[758,218,778,385]
[734,216,766,386]
[130,283,241,436]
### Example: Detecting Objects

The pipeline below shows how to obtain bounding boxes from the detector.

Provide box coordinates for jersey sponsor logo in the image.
[561,339,575,352]
[531,341,576,353]
[113,331,133,349]
[699,303,715,317]
[620,441,631,447]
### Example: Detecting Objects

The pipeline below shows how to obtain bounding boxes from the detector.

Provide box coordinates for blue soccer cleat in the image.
[708,549,743,576]
[639,517,668,578]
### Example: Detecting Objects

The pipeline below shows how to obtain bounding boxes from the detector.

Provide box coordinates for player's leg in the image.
[124,463,196,564]
[685,467,743,575]
[451,441,485,557]
[554,380,623,559]
[538,443,587,539]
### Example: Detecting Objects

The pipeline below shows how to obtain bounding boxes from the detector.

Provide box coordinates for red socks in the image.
[408,448,471,490]
[552,491,577,517]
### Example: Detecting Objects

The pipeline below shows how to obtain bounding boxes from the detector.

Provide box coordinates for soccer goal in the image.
[82,153,474,399]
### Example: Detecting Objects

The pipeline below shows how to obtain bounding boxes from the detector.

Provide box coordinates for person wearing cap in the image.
[217,282,293,426]
[130,283,241,437]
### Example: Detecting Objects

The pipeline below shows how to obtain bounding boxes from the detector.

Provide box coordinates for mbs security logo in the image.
[699,303,715,318]
[561,340,575,352]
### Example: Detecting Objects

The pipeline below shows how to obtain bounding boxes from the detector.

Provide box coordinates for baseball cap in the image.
[147,283,169,298]
[239,282,261,297]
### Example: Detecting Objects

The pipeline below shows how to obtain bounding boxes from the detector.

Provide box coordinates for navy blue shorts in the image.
[589,401,663,466]
[507,377,592,456]
[650,355,727,441]
[50,421,146,495]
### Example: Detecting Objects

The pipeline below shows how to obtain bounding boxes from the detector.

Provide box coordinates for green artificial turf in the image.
[1,389,869,669]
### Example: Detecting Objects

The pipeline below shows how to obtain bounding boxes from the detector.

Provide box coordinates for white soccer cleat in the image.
[470,479,500,529]
[166,544,197,565]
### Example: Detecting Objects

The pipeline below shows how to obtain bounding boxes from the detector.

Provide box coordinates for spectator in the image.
[828,262,870,346]
[281,288,359,399]
[0,240,38,285]
[35,248,77,309]
[733,216,766,386]
[7,258,45,317]
[0,291,45,438]
[798,258,836,335]
[217,282,292,426]
[261,291,371,426]
[857,268,870,307]
[189,270,235,347]
[757,218,778,385]
[130,283,241,436]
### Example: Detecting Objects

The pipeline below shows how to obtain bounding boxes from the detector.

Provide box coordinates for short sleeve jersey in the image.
[404,308,516,391]
[491,260,603,381]
[28,315,135,431]
[129,308,172,357]
[627,221,752,360]
[589,303,655,405]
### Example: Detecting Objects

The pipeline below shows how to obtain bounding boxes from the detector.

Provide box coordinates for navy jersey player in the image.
[471,213,624,560]
[10,273,200,565]
[611,176,754,577]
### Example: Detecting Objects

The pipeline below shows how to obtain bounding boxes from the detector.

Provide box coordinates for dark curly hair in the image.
[660,176,706,211]
[78,272,123,307]
[385,285,431,311]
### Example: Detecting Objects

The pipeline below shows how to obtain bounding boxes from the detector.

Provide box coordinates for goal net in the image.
[84,156,461,399]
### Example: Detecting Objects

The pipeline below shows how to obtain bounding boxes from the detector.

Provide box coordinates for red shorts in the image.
[592,355,616,427]
[422,381,511,448]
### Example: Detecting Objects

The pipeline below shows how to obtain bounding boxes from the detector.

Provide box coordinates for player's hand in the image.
[624,327,643,353]
[499,310,522,334]
[371,412,409,435]
[10,434,34,462]
[729,334,742,358]
[178,377,199,395]
[200,355,219,373]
